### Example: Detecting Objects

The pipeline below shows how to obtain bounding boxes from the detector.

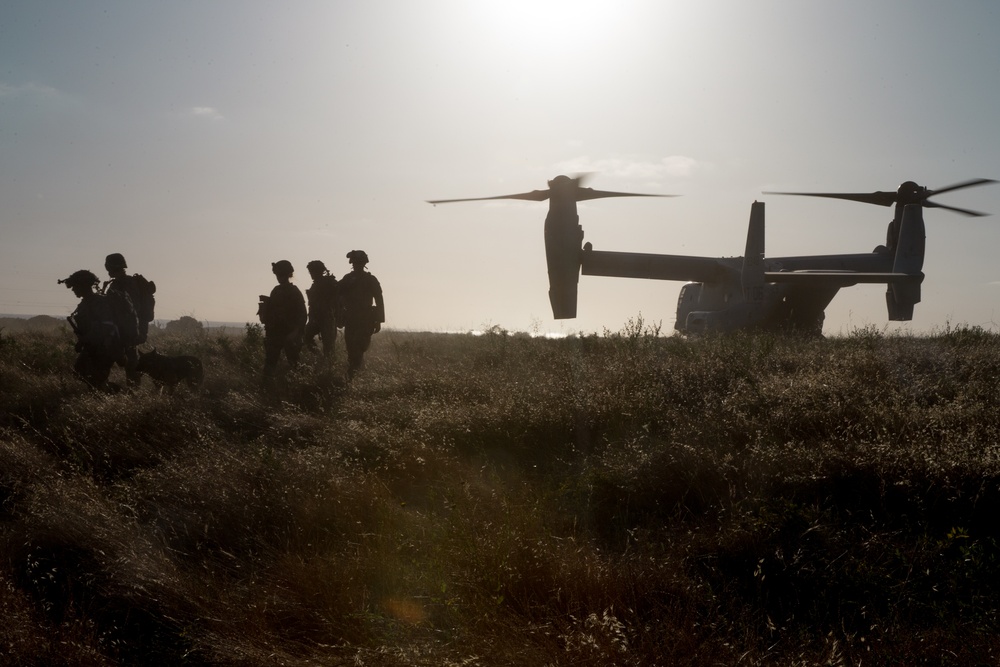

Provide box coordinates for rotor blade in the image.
[927,178,996,198]
[576,188,678,202]
[923,200,988,217]
[763,190,898,207]
[427,189,550,205]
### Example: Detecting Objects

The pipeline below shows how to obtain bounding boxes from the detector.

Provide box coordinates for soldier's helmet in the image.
[272,260,294,276]
[105,253,127,270]
[306,260,327,274]
[346,250,369,266]
[60,270,100,290]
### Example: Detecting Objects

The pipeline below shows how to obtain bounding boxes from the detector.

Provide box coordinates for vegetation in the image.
[2,320,1000,665]
[162,316,206,336]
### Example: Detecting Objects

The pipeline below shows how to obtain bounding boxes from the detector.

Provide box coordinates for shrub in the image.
[1,326,1000,664]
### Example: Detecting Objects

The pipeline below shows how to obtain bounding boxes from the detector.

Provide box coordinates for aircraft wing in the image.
[581,248,738,284]
[765,270,920,287]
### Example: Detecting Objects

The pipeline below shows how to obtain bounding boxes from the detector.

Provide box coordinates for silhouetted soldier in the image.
[102,253,146,387]
[59,270,122,391]
[304,260,339,360]
[338,250,384,378]
[258,260,307,385]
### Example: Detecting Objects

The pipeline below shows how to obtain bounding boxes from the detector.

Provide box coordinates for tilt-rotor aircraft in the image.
[428,175,995,335]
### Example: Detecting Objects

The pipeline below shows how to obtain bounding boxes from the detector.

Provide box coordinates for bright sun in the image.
[471,1,624,62]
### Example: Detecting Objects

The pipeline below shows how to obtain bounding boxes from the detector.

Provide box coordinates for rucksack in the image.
[106,288,140,346]
[131,274,156,323]
[257,295,270,325]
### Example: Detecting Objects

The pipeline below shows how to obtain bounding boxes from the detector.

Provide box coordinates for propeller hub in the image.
[896,181,925,205]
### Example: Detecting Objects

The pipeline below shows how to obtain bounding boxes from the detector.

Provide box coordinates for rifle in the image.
[65,311,84,351]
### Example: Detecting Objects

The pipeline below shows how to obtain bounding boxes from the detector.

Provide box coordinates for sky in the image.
[2,0,999,336]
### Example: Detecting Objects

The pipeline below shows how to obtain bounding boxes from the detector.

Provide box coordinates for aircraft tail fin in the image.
[886,203,925,320]
[741,201,766,304]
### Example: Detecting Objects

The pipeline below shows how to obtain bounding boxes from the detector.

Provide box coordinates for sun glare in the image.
[472,1,624,62]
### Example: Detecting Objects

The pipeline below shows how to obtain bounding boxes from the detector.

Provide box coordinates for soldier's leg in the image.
[123,345,141,386]
[321,321,336,359]
[263,336,283,378]
[303,320,319,350]
[285,331,304,369]
[74,351,113,390]
[74,352,97,388]
[344,325,360,377]
[95,356,114,390]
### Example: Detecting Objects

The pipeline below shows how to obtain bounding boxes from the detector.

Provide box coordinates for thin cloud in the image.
[0,81,63,99]
[660,156,698,177]
[556,156,701,183]
[190,106,224,121]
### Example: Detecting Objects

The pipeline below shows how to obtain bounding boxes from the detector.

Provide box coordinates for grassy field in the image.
[1,320,999,666]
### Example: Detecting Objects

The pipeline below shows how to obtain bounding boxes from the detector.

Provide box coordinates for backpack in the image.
[257,295,270,325]
[70,293,125,357]
[307,275,339,321]
[131,274,156,323]
[106,288,140,346]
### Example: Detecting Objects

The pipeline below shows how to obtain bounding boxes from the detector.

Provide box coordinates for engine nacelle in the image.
[886,203,925,321]
[545,215,584,319]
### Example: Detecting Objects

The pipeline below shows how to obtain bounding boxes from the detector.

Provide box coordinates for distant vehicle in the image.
[429,176,994,335]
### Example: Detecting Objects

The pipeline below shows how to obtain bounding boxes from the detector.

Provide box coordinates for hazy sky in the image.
[2,1,999,335]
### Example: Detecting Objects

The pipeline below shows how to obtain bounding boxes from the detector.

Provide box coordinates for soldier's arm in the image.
[296,288,308,328]
[371,276,385,328]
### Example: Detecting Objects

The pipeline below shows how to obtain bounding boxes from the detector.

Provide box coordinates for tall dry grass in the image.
[1,321,999,665]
